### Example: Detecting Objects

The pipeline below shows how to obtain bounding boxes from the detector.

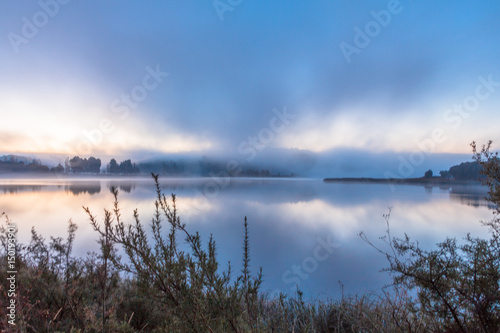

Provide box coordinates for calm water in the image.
[0,177,494,300]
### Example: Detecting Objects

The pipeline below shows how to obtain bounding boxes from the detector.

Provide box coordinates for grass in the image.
[0,175,426,333]
[1,141,499,332]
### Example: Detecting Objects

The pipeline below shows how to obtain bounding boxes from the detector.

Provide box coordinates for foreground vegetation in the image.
[1,142,499,332]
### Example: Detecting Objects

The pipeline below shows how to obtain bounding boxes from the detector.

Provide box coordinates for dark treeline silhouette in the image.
[0,153,488,180]
[67,156,102,174]
[3,141,500,331]
[138,160,187,176]
[0,160,49,173]
[0,154,289,177]
[440,161,484,181]
[138,158,226,176]
[107,159,140,174]
[51,163,65,173]
[0,155,55,173]
[138,158,291,178]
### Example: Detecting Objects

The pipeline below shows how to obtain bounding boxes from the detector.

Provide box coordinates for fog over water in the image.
[0,177,493,299]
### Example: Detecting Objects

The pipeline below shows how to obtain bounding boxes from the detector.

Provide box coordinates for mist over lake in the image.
[1,177,492,300]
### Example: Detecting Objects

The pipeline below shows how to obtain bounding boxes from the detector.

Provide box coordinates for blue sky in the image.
[1,0,500,174]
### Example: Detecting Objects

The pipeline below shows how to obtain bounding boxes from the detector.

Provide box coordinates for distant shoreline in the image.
[323,177,482,186]
[0,173,296,180]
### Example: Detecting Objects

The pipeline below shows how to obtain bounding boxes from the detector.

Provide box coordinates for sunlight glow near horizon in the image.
[276,109,499,155]
[0,90,214,156]
[1,1,500,162]
[2,89,497,157]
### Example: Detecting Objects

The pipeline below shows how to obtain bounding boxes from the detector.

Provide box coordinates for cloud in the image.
[0,0,499,160]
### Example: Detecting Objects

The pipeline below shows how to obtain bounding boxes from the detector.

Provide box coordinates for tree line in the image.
[0,155,62,173]
[0,155,281,176]
[424,161,485,181]
[0,155,140,174]
[437,161,484,181]
[65,156,140,174]
[106,159,140,174]
[2,142,499,332]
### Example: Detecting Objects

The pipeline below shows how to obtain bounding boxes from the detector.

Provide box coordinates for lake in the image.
[0,176,494,300]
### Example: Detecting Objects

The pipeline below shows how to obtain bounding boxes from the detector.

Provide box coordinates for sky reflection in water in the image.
[0,177,494,300]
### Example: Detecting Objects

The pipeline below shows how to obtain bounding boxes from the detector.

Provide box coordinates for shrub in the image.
[3,141,500,331]
[361,141,500,332]
[85,173,263,332]
[0,217,129,332]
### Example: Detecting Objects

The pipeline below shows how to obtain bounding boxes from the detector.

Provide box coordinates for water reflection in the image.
[65,182,101,196]
[449,185,495,209]
[0,178,493,300]
[1,184,43,194]
[0,182,102,196]
[107,181,137,193]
